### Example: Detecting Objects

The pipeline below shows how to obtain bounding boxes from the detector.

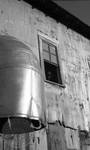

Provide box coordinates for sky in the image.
[54,1,90,27]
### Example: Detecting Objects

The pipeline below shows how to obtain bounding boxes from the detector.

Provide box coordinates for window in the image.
[38,34,63,86]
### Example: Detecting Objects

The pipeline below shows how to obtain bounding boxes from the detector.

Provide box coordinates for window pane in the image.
[42,40,49,52]
[51,54,57,64]
[44,61,62,84]
[43,51,50,61]
[50,45,56,54]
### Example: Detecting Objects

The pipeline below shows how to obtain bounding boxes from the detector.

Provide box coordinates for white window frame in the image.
[38,32,65,87]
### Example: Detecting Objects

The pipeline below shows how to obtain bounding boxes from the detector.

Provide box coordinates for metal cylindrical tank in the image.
[0,35,46,134]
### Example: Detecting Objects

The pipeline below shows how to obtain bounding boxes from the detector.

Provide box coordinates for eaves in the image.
[24,0,90,40]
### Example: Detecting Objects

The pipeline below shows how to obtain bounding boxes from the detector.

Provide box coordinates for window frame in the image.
[42,40,58,65]
[38,32,65,88]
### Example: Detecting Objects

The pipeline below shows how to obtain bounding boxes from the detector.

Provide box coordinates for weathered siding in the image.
[0,128,47,150]
[0,0,90,150]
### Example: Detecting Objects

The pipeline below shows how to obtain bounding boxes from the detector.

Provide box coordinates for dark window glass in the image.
[44,61,62,84]
[42,40,62,85]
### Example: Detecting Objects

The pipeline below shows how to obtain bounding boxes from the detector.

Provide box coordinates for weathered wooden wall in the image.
[0,0,90,149]
[0,128,47,150]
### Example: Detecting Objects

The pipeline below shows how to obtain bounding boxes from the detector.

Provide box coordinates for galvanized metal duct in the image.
[0,35,46,134]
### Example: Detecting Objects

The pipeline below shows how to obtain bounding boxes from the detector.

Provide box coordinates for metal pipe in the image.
[0,35,46,134]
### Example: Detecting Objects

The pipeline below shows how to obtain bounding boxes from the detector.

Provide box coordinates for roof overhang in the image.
[24,0,90,39]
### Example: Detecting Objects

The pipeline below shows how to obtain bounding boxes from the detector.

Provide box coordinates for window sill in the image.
[44,80,65,88]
